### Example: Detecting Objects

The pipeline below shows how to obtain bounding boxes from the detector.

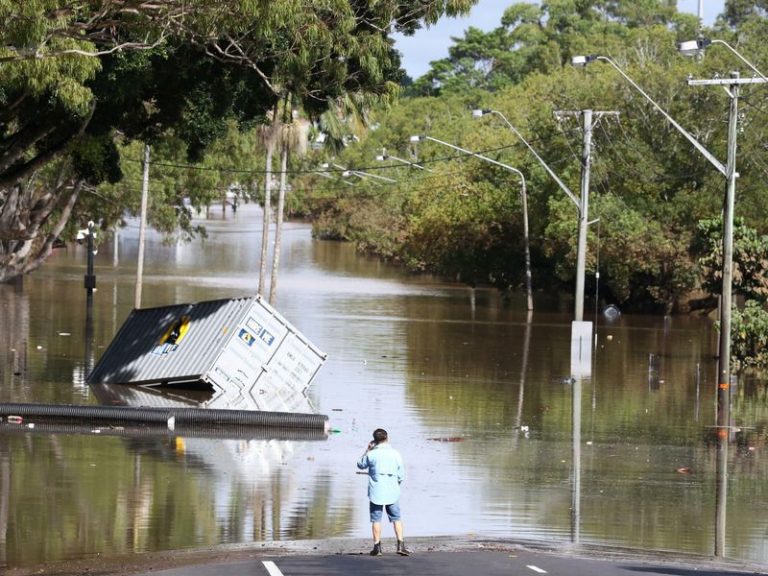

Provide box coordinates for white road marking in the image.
[263,560,285,576]
[527,566,547,574]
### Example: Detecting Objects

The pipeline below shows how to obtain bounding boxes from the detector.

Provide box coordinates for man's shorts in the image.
[369,501,401,523]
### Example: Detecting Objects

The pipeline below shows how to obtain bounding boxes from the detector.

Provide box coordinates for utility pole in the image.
[554,109,618,322]
[687,70,766,558]
[576,109,592,322]
[686,71,766,427]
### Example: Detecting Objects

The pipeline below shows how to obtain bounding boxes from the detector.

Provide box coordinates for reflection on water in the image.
[1,203,767,569]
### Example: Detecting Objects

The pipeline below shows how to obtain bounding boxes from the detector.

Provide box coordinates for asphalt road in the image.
[124,549,766,576]
[6,539,766,576]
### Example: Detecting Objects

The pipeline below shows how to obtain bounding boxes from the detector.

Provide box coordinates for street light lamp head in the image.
[571,55,598,67]
[471,109,491,118]
[375,155,386,161]
[678,38,712,56]
[409,135,423,142]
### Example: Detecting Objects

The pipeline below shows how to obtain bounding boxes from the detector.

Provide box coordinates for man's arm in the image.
[357,443,374,470]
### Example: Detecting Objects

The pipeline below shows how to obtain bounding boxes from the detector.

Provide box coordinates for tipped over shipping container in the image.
[87,295,327,412]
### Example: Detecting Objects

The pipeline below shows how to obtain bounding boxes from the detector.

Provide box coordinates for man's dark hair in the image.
[373,428,388,444]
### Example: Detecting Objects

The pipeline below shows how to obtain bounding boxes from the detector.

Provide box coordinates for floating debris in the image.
[428,437,465,443]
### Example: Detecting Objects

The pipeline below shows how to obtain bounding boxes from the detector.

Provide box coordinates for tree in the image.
[0,0,479,283]
[308,1,768,313]
[693,217,768,304]
[722,0,768,27]
[409,1,701,97]
[270,106,310,304]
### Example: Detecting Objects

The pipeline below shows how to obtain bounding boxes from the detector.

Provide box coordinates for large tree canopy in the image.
[408,0,699,96]
[0,0,477,282]
[306,1,768,313]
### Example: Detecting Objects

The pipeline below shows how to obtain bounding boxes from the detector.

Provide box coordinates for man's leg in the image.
[369,503,383,555]
[393,520,403,541]
[387,503,411,556]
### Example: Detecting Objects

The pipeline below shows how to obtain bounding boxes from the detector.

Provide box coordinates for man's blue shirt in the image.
[357,443,404,505]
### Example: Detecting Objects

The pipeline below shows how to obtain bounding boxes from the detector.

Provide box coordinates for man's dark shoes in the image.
[370,542,382,556]
[396,540,411,556]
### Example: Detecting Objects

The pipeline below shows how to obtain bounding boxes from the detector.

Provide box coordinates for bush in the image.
[731,300,768,371]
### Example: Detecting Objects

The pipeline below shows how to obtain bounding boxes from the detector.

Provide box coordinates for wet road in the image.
[118,548,766,576]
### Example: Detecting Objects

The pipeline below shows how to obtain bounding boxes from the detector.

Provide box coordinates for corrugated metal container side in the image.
[87,297,250,386]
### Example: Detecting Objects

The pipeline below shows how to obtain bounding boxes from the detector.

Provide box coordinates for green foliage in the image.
[312,0,768,313]
[693,217,768,304]
[722,0,768,26]
[409,0,700,97]
[731,300,768,370]
[0,0,480,282]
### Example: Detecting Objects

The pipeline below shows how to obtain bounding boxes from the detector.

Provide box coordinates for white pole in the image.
[574,110,592,322]
[135,144,150,309]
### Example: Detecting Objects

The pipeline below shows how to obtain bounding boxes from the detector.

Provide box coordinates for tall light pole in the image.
[574,53,766,556]
[473,109,607,323]
[677,38,768,399]
[376,148,432,172]
[409,134,533,311]
[324,162,397,184]
[678,38,768,82]
[573,54,766,392]
[677,40,768,557]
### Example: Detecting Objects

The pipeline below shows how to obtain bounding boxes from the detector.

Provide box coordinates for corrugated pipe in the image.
[0,421,328,441]
[0,403,328,432]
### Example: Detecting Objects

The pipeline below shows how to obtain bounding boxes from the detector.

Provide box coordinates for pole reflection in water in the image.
[514,311,533,431]
[84,292,95,382]
[571,376,582,544]
[569,321,590,544]
[715,425,728,556]
[0,439,8,568]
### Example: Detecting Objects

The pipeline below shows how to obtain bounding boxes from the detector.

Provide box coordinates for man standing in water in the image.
[357,428,411,556]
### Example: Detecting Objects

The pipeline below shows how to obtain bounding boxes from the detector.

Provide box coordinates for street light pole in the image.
[684,46,767,557]
[679,38,768,83]
[572,55,726,176]
[571,55,764,380]
[376,149,432,172]
[473,109,612,322]
[409,134,533,310]
[331,162,397,183]
[680,40,768,424]
[575,52,766,557]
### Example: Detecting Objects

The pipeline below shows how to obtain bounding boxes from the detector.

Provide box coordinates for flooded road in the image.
[0,203,766,569]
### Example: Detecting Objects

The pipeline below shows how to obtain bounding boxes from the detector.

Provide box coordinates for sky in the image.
[393,0,727,79]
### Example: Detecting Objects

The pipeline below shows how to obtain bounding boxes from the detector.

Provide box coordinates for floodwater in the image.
[1,203,767,569]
